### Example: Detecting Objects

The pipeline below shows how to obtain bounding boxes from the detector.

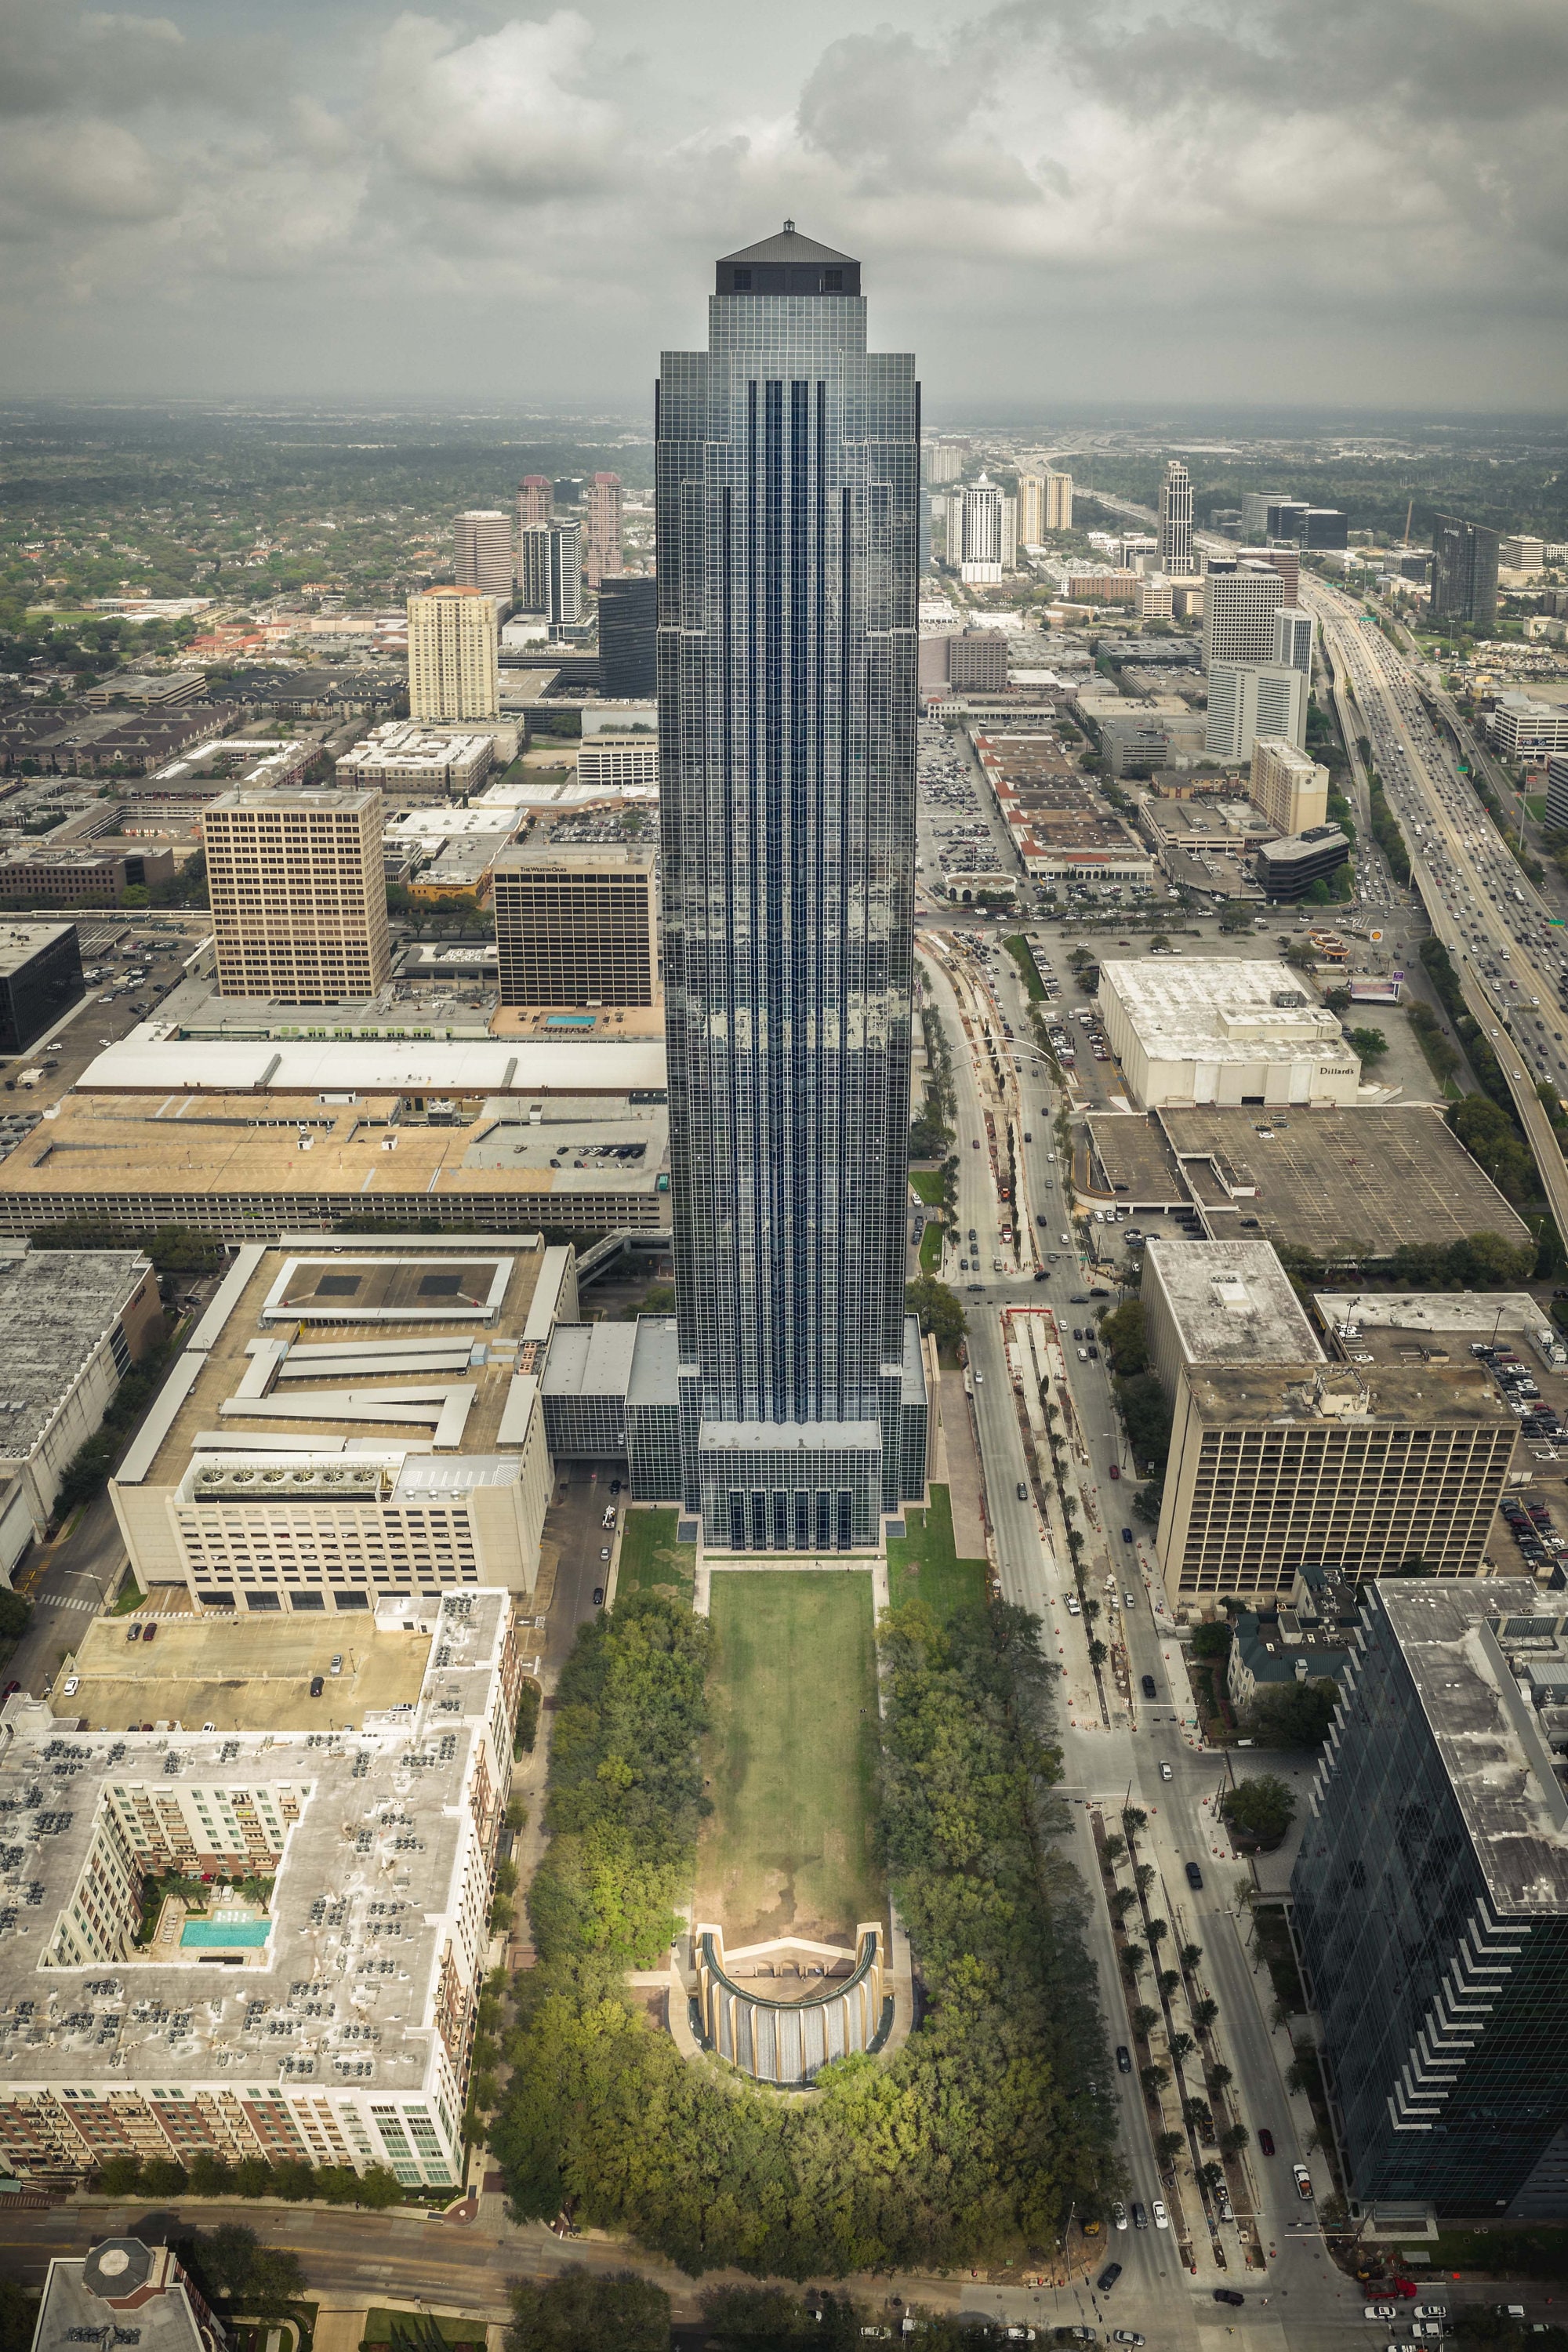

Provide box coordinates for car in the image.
[1213,2292,1245,2309]
[1,1679,18,1699]
[1141,1673,1156,1699]
[972,1138,981,1149]
[1033,1269,1050,1283]
[1073,1327,1083,1341]
[1108,1462,1119,1479]
[1111,2335,1144,2346]
[1096,2265,1121,2295]
[1366,2307,1399,2323]
[1410,2328,1443,2341]
[1160,1760,1173,1781]
[1413,2310,1447,2324]
[1023,1131,1033,1142]
[1151,2199,1168,2229]
[1293,2162,1314,2199]
[1130,2201,1148,2229]
[1185,1860,1204,1889]
[610,1478,622,1494]
[1112,2201,1127,2231]
[1115,2043,1132,2073]
[1070,1292,1088,1303]
[142,1623,156,1645]
[1076,1347,1089,1363]
[63,1678,79,1697]
[600,1546,612,1560]
[1017,1481,1029,1501]
[1065,1595,1081,1616]
[592,1585,605,1606]
[1121,1525,1134,1543]
[126,1622,142,1642]
[1258,2127,1276,2155]
[309,1675,325,1697]
[975,1370,984,1383]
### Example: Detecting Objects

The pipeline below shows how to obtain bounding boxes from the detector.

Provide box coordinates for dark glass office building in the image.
[1293,1579,1568,2218]
[1256,823,1352,902]
[597,575,657,698]
[655,225,925,1548]
[0,921,84,1058]
[1431,515,1501,627]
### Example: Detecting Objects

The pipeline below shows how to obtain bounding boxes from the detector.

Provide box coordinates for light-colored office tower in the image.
[518,474,554,529]
[1240,544,1301,604]
[1250,735,1329,833]
[1273,605,1315,675]
[492,844,657,1007]
[517,522,583,627]
[203,786,390,1003]
[407,586,499,721]
[585,472,623,588]
[1240,490,1287,538]
[1159,458,1193,578]
[1202,558,1286,669]
[948,474,1014,582]
[454,509,514,602]
[1134,575,1174,619]
[924,437,967,485]
[1120,532,1160,569]
[1205,660,1309,764]
[1501,535,1545,572]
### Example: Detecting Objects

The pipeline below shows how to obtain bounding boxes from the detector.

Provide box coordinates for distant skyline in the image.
[2,0,1566,409]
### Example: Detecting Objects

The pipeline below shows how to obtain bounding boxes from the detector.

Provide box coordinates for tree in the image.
[1087,1638,1109,1668]
[0,1588,31,1642]
[187,2152,233,2197]
[1157,1968,1181,1999]
[1140,2064,1170,2099]
[1244,1678,1340,1749]
[1134,1861,1156,1893]
[1130,2005,1160,2039]
[1324,985,1352,1014]
[1192,1998,1220,2034]
[1222,1773,1298,1847]
[1168,2032,1195,2063]
[1206,2063,1233,2093]
[191,2227,305,2320]
[1153,2132,1185,2169]
[1199,2160,1226,2193]
[1123,1806,1148,1839]
[1190,1621,1231,1661]
[905,1276,967,1354]
[1180,1943,1203,1973]
[1349,1026,1389,1062]
[1220,2124,1251,2155]
[1120,1941,1149,1977]
[356,2166,405,2209]
[509,2270,672,2352]
[1145,1916,1169,1945]
[97,2154,143,2197]
[0,2280,36,2352]
[1108,1885,1138,1919]
[1102,1831,1126,1866]
[139,2157,188,2198]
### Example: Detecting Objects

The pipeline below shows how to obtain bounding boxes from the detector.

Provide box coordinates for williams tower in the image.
[656,223,926,1549]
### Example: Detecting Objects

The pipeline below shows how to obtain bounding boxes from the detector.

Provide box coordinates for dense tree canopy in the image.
[1221,1774,1297,1847]
[508,2271,670,2352]
[1243,1678,1340,1749]
[490,1595,1119,2276]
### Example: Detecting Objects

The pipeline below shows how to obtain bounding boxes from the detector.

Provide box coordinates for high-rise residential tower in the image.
[656,222,926,1550]
[406,587,499,721]
[1160,458,1193,577]
[517,524,583,629]
[517,475,554,530]
[584,473,623,588]
[454,510,514,603]
[1018,470,1073,543]
[946,474,1016,582]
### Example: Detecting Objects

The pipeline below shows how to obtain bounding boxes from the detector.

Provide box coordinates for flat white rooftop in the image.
[1147,1238,1325,1367]
[76,1035,666,1097]
[1101,958,1351,1066]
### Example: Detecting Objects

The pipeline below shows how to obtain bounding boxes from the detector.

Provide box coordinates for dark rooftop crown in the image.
[716,222,860,299]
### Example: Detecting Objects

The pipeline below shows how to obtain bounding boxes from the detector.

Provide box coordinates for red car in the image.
[1257,2128,1276,2156]
[1392,2281,1419,2300]
[1109,1465,1120,1480]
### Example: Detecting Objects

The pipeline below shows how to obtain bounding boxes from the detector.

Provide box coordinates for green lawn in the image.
[886,1484,989,1625]
[365,2315,485,2348]
[695,1572,883,1946]
[1526,794,1548,821]
[909,1168,946,1207]
[918,1218,946,1274]
[615,1508,695,1606]
[1004,933,1047,1001]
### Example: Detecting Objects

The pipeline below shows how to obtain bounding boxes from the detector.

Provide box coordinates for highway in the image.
[1301,572,1568,1241]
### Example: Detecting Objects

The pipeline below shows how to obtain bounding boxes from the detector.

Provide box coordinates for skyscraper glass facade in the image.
[655,228,920,1544]
[1293,1580,1568,2216]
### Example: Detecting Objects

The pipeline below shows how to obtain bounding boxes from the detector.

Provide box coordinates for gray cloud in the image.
[0,0,1563,403]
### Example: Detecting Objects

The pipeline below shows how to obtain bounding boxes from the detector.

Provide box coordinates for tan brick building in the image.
[202,786,390,1001]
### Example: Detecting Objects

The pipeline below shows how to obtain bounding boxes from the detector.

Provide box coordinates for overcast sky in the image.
[2,0,1566,413]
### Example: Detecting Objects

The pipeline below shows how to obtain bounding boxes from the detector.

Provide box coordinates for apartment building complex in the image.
[203,786,390,1002]
[0,1588,521,2189]
[453,509,514,603]
[406,587,499,724]
[1250,735,1329,834]
[492,844,657,1007]
[584,472,623,587]
[1018,469,1072,539]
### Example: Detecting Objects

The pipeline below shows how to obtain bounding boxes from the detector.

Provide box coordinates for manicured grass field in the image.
[615,1508,695,1606]
[918,1218,946,1274]
[887,1484,989,1625]
[909,1168,947,1207]
[1004,933,1048,1001]
[695,1573,883,1947]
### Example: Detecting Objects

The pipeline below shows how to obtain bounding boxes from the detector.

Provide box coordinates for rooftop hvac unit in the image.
[1271,990,1306,1008]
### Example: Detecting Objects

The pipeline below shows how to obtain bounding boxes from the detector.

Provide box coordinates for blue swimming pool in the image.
[546,1013,596,1028]
[180,1919,271,1948]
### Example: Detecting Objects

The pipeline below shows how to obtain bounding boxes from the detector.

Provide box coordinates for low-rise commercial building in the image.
[107,1234,565,1612]
[1097,959,1361,1109]
[1256,823,1352,902]
[1489,695,1568,761]
[33,2238,226,2352]
[0,1586,521,2187]
[1294,1580,1568,2216]
[0,846,176,906]
[0,1246,162,1578]
[575,737,659,793]
[1226,1606,1352,1710]
[335,723,495,800]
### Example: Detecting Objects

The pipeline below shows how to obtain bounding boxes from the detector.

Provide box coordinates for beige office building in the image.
[585,472,623,588]
[454,509,514,603]
[1156,1358,1515,1613]
[492,844,657,1007]
[203,786,390,1002]
[1250,735,1329,835]
[407,586,499,723]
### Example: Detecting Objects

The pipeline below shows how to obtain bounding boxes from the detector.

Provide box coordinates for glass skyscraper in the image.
[655,224,924,1549]
[1293,1579,1568,2217]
